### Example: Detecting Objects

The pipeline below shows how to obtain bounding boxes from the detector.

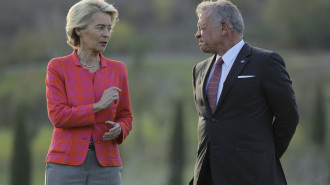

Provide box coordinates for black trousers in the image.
[198,145,213,185]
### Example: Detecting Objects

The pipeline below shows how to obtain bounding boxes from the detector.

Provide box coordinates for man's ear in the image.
[221,21,226,31]
[219,21,227,35]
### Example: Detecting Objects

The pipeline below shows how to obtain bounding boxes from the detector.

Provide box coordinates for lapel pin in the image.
[240,60,245,63]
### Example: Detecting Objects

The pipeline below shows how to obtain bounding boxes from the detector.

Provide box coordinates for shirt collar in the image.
[72,49,107,68]
[216,40,245,66]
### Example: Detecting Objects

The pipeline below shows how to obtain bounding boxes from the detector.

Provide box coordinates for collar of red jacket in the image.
[72,49,108,68]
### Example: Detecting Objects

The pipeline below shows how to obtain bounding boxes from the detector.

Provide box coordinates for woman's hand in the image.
[93,87,121,113]
[103,121,122,141]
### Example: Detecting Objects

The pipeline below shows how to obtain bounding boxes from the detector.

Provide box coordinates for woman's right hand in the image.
[93,87,122,113]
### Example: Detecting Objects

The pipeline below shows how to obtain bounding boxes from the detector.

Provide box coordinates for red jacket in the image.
[45,50,133,166]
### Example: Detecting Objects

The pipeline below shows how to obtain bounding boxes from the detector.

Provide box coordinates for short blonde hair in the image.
[66,0,118,49]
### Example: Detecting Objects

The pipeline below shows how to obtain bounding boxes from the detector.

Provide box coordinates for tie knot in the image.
[216,58,223,65]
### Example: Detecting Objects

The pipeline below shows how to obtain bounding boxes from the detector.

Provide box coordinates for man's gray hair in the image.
[196,0,244,36]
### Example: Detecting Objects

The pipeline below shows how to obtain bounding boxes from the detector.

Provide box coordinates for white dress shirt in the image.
[206,40,245,104]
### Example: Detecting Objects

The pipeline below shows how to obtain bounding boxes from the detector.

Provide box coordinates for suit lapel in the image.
[214,43,252,113]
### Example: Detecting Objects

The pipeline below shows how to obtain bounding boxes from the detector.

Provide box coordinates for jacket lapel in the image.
[214,43,252,113]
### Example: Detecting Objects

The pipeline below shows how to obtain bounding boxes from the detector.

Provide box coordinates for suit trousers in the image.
[201,145,214,185]
[199,158,213,185]
[45,150,122,185]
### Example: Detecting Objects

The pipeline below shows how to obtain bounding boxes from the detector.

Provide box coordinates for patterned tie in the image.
[207,58,223,113]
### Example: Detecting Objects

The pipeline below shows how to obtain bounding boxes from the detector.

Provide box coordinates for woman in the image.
[45,0,133,184]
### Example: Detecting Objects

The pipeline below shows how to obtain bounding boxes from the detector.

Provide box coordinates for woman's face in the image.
[76,12,112,53]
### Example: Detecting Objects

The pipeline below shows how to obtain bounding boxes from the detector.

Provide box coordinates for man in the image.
[190,1,299,185]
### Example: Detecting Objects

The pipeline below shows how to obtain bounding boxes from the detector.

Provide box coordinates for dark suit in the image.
[190,43,299,185]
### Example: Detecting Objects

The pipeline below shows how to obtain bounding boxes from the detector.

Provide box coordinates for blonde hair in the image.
[66,0,118,49]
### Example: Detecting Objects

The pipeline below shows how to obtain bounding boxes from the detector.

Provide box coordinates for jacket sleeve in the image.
[114,63,133,144]
[46,59,96,128]
[262,52,299,158]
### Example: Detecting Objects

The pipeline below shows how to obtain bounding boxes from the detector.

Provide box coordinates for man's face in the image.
[195,10,221,54]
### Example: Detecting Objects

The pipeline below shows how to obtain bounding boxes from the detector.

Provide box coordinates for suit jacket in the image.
[45,50,133,166]
[190,43,299,185]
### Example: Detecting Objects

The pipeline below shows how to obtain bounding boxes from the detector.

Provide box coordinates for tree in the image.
[10,104,31,185]
[312,84,327,147]
[168,101,185,185]
[263,0,330,49]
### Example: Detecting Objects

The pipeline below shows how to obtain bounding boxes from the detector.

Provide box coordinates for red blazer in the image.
[45,50,133,166]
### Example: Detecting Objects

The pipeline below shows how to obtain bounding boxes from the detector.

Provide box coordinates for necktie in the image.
[207,58,223,113]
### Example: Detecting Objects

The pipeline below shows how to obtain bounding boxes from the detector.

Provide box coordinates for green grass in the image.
[0,127,52,185]
[0,129,13,185]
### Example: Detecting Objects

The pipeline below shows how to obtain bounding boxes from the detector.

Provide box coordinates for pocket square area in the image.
[238,75,255,78]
